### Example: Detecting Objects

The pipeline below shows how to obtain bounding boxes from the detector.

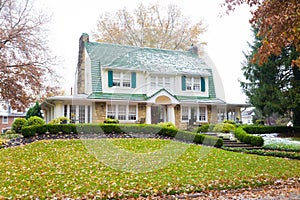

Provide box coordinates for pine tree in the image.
[241,28,300,125]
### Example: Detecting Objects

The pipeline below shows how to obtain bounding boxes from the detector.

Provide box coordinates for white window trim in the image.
[186,77,201,91]
[181,105,208,122]
[150,75,171,89]
[64,104,92,123]
[113,71,131,88]
[106,103,138,122]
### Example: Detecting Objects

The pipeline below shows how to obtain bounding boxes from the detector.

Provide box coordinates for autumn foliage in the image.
[223,0,300,67]
[93,3,206,51]
[0,0,59,110]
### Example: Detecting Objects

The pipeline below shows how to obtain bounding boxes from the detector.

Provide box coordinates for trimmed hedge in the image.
[234,127,264,146]
[21,123,223,148]
[241,125,300,134]
[22,124,77,137]
[222,147,300,160]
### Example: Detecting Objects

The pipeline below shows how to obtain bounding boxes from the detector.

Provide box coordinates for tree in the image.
[223,0,300,67]
[0,0,59,111]
[93,2,206,50]
[26,101,43,119]
[241,27,300,125]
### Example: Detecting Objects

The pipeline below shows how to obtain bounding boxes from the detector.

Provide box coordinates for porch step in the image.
[221,137,263,150]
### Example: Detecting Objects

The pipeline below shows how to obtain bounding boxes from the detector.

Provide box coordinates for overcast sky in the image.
[36,0,253,104]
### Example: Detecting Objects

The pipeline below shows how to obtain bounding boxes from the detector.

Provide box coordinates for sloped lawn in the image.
[0,138,299,199]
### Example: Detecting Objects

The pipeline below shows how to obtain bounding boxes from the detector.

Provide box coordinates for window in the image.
[150,76,171,89]
[113,72,121,86]
[128,105,137,120]
[118,105,126,120]
[122,73,131,87]
[186,77,200,91]
[106,104,137,121]
[199,107,206,121]
[181,106,207,122]
[64,105,92,123]
[107,104,116,119]
[2,116,8,124]
[181,106,189,121]
[79,105,85,123]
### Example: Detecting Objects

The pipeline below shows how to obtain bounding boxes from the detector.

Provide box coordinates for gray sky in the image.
[37,0,253,103]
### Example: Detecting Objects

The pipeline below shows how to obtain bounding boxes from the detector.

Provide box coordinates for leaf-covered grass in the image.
[0,139,299,199]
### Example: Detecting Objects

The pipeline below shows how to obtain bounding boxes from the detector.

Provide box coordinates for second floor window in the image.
[108,71,136,88]
[113,72,130,87]
[150,76,171,89]
[182,76,206,92]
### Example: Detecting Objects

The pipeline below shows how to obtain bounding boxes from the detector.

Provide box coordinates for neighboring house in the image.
[42,33,247,129]
[241,108,254,125]
[0,112,26,133]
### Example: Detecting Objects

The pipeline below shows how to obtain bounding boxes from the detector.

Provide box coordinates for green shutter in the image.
[131,72,136,88]
[181,75,186,91]
[201,77,205,92]
[108,70,113,87]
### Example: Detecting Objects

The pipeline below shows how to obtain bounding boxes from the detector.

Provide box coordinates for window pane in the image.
[87,106,91,123]
[70,105,76,122]
[113,72,120,86]
[151,76,156,88]
[164,77,170,89]
[128,105,137,120]
[107,104,116,119]
[118,105,126,120]
[64,105,68,117]
[122,73,131,87]
[186,77,192,90]
[181,106,188,121]
[193,78,200,91]
[158,77,163,87]
[199,107,206,121]
[79,105,85,123]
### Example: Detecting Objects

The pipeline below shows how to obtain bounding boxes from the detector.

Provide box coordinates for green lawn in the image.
[0,138,299,199]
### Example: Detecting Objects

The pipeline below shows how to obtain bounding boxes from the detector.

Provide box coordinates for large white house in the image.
[42,33,246,129]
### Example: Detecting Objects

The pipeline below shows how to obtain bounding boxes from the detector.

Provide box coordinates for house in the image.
[42,33,246,129]
[0,111,25,133]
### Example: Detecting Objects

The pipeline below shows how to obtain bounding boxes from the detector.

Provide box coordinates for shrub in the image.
[25,116,45,127]
[213,123,235,133]
[49,116,70,124]
[157,122,176,129]
[103,118,119,124]
[5,130,16,134]
[195,124,212,133]
[21,124,78,137]
[234,127,264,146]
[12,118,27,133]
[223,120,236,125]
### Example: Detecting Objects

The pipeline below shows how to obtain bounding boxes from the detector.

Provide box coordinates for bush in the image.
[49,116,70,124]
[223,120,236,125]
[103,118,119,124]
[213,123,235,133]
[25,116,45,127]
[21,124,77,137]
[5,130,16,134]
[12,118,27,133]
[195,124,213,133]
[234,127,264,146]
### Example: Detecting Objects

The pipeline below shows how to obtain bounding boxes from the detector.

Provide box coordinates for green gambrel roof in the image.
[85,42,210,75]
[84,38,216,100]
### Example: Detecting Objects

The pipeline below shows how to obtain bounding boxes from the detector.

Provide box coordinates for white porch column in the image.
[146,104,152,124]
[167,105,175,124]
[54,102,63,119]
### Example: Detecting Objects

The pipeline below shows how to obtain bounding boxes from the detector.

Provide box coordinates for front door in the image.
[151,105,166,124]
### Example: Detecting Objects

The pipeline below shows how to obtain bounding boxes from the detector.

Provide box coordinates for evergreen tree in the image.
[241,28,300,125]
[26,101,43,119]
